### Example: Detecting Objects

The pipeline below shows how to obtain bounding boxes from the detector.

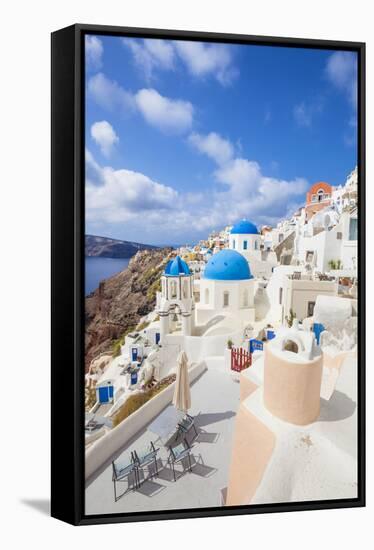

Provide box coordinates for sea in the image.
[85,257,130,296]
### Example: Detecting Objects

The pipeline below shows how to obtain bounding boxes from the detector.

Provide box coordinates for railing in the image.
[231,347,251,372]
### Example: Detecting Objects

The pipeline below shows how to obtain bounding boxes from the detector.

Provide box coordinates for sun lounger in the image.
[111,458,137,501]
[131,442,160,485]
[167,441,193,481]
[176,413,198,444]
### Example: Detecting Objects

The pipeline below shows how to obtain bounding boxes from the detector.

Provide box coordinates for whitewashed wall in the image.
[85,361,207,482]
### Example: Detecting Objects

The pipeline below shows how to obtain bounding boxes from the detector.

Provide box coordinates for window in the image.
[279,288,283,305]
[205,288,209,304]
[349,218,357,241]
[232,239,236,249]
[243,240,248,250]
[243,289,249,307]
[307,301,315,317]
[254,240,259,250]
[170,280,177,299]
[337,232,342,240]
[305,250,314,263]
[223,291,229,307]
[283,340,298,353]
[183,280,188,299]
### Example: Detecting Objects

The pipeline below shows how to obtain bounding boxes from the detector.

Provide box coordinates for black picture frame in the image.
[51,23,366,526]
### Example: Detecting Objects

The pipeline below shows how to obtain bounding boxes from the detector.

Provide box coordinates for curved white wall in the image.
[85,361,207,482]
[183,330,243,362]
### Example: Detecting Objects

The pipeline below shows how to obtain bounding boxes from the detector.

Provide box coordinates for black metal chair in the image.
[167,441,193,481]
[111,458,137,502]
[176,413,198,445]
[131,442,160,486]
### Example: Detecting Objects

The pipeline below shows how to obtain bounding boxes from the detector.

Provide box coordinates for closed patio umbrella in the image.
[172,350,191,412]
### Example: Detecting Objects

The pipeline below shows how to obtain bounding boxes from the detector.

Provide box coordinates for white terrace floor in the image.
[85,360,241,515]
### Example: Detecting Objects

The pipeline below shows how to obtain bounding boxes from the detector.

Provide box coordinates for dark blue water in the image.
[85,257,130,295]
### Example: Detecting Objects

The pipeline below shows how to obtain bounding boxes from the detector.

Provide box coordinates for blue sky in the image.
[85,35,357,245]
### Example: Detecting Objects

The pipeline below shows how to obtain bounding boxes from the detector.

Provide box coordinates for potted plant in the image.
[285,309,296,328]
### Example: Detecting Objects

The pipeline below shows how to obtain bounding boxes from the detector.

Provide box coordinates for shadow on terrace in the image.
[85,365,240,515]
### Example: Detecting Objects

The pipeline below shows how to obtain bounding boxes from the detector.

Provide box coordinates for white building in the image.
[154,248,258,366]
[266,266,338,324]
[294,206,357,275]
[157,256,195,342]
[279,272,338,322]
[229,219,278,278]
[332,166,358,213]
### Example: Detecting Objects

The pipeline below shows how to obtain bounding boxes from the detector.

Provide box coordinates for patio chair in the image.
[176,413,198,444]
[167,441,193,482]
[131,442,160,485]
[85,419,98,432]
[112,458,138,502]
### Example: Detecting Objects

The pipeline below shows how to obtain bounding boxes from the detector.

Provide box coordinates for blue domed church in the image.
[157,249,256,343]
[229,218,278,278]
[197,248,256,326]
[158,256,194,342]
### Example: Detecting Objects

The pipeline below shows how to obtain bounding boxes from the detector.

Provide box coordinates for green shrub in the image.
[85,386,97,412]
[285,309,296,328]
[147,277,161,300]
[137,320,150,331]
[328,259,342,270]
[112,325,136,357]
[112,374,176,427]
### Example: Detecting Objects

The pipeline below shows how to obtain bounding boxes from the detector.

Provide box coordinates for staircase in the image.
[274,231,295,264]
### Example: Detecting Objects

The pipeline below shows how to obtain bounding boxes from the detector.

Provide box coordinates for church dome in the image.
[204,249,253,281]
[230,219,259,235]
[164,255,191,276]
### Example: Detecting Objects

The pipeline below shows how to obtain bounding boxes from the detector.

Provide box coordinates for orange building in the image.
[305,181,332,220]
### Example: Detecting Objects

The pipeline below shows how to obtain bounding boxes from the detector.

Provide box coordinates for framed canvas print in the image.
[51,24,365,525]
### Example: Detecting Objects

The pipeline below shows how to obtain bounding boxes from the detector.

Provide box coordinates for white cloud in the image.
[344,115,357,147]
[135,88,193,133]
[87,73,135,112]
[293,102,312,127]
[326,51,357,108]
[188,132,234,165]
[174,41,238,85]
[264,110,272,124]
[85,36,103,71]
[87,74,193,134]
[188,131,308,226]
[85,149,104,186]
[86,150,178,224]
[325,51,358,145]
[123,38,238,85]
[86,132,308,239]
[293,100,323,128]
[215,158,262,192]
[90,121,119,157]
[122,38,175,80]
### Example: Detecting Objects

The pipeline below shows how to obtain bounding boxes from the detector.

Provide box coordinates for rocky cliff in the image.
[85,248,172,371]
[85,234,158,258]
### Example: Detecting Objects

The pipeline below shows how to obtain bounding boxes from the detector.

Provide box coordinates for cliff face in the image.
[85,248,172,371]
[85,234,158,258]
